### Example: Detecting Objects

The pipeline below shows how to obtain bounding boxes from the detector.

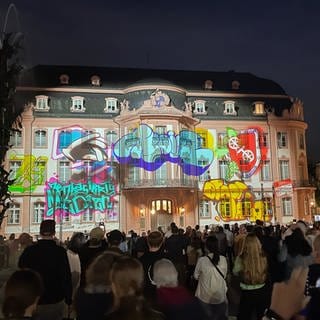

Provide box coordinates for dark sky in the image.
[1,0,320,161]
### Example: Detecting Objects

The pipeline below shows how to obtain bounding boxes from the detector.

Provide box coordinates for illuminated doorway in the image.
[150,199,173,231]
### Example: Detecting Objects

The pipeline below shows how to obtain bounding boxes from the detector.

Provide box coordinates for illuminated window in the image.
[193,100,207,114]
[35,95,49,111]
[71,96,85,112]
[34,129,47,148]
[104,98,118,113]
[197,131,207,147]
[253,102,265,115]
[91,75,101,86]
[199,200,210,218]
[8,203,20,224]
[241,199,251,217]
[219,160,228,180]
[59,74,69,85]
[217,133,227,148]
[151,199,172,214]
[198,160,210,181]
[277,132,288,148]
[33,202,44,224]
[9,161,21,180]
[82,209,94,222]
[261,133,269,147]
[154,161,167,185]
[282,197,292,216]
[155,126,166,134]
[33,159,47,185]
[128,165,140,185]
[279,160,290,180]
[9,131,22,147]
[261,160,271,181]
[58,161,71,182]
[223,101,237,115]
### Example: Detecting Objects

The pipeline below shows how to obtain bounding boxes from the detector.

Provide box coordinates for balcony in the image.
[292,180,315,188]
[122,178,198,189]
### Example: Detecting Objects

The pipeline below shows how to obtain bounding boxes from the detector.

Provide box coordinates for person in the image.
[194,235,228,320]
[215,226,227,257]
[135,232,148,257]
[79,227,107,286]
[139,231,164,306]
[106,229,124,254]
[153,258,206,320]
[0,235,9,268]
[233,224,247,257]
[233,233,269,320]
[224,224,234,267]
[104,255,164,320]
[18,220,72,320]
[2,269,43,319]
[74,251,121,320]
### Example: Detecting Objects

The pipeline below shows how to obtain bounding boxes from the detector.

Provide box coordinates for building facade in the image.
[3,66,316,238]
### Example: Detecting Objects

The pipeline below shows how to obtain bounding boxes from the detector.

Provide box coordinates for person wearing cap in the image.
[18,219,72,320]
[78,227,107,287]
[106,229,124,254]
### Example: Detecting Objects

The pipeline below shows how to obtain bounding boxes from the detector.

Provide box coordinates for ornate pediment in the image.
[150,89,171,108]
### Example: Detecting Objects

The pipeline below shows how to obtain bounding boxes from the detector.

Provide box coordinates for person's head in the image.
[205,235,220,265]
[239,233,267,285]
[39,220,55,238]
[107,229,123,247]
[3,269,43,318]
[86,251,121,288]
[89,227,105,246]
[285,227,312,257]
[224,224,230,231]
[18,233,33,247]
[195,224,200,231]
[171,225,179,235]
[147,231,163,251]
[153,259,178,288]
[9,233,15,241]
[170,222,176,230]
[67,232,86,253]
[110,255,144,300]
[218,226,224,233]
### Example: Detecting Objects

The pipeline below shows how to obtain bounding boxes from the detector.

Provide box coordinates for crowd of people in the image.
[0,218,319,320]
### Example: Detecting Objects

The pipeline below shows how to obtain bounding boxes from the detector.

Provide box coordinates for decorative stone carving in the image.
[120,99,129,113]
[184,101,193,115]
[291,98,304,121]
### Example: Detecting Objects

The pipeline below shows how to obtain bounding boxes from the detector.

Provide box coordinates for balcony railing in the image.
[123,178,198,189]
[292,180,315,188]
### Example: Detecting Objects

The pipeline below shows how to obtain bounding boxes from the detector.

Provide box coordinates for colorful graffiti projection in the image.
[113,124,214,175]
[203,179,272,222]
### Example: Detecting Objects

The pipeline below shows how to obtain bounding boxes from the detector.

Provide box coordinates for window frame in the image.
[277,132,288,148]
[34,129,47,148]
[223,100,237,115]
[7,203,20,225]
[199,200,210,218]
[279,159,290,180]
[70,96,85,112]
[104,98,119,113]
[9,130,22,148]
[33,202,45,224]
[193,100,207,115]
[282,197,293,216]
[35,95,50,111]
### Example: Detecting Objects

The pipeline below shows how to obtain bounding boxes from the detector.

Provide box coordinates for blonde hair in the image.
[239,233,267,285]
[153,259,178,288]
[110,255,144,299]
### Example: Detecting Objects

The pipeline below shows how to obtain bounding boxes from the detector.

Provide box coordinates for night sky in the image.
[1,0,319,162]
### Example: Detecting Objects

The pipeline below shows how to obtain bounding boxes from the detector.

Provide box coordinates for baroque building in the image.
[3,65,316,238]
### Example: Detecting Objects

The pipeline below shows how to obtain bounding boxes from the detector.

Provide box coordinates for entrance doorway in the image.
[150,199,174,231]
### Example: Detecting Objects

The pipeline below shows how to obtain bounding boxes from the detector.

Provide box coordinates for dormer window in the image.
[59,74,69,85]
[253,101,265,115]
[204,80,213,90]
[35,95,49,111]
[104,98,119,113]
[232,80,240,90]
[223,101,237,115]
[193,100,207,114]
[70,96,85,112]
[91,75,101,86]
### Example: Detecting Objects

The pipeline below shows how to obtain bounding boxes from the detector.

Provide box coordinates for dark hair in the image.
[67,232,86,253]
[205,236,220,265]
[147,231,163,248]
[285,228,312,257]
[3,269,43,318]
[40,219,55,236]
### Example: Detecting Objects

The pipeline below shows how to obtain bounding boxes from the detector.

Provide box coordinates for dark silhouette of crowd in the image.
[1,218,320,320]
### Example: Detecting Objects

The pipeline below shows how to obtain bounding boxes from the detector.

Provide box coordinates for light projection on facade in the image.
[113,124,214,175]
[215,127,267,180]
[8,154,48,192]
[203,179,272,222]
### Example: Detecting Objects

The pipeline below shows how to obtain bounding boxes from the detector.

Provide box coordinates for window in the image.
[59,74,69,85]
[253,102,265,115]
[33,202,44,224]
[155,162,167,185]
[279,160,290,180]
[282,197,292,216]
[151,199,172,214]
[128,165,140,185]
[58,161,71,182]
[198,160,210,181]
[261,160,271,181]
[277,132,288,148]
[219,160,228,180]
[82,209,94,222]
[71,96,85,112]
[197,131,207,147]
[34,130,47,148]
[223,101,237,115]
[299,133,305,150]
[155,126,166,134]
[241,199,251,217]
[232,80,240,90]
[8,203,20,224]
[220,199,231,217]
[104,98,118,113]
[105,130,118,145]
[193,100,207,114]
[9,161,21,180]
[199,200,210,218]
[35,95,49,111]
[9,131,22,147]
[91,75,101,86]
[204,80,213,90]
[261,133,269,147]
[33,159,47,185]
[217,133,227,148]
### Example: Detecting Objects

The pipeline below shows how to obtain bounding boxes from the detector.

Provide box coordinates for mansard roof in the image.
[19,65,288,95]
